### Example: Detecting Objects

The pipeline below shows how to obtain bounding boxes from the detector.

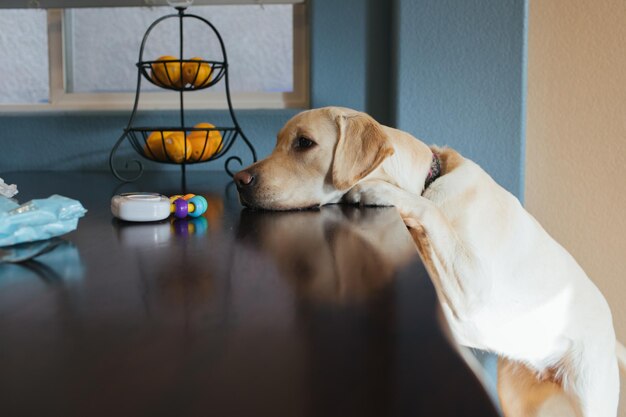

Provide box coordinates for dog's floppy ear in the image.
[332,113,395,191]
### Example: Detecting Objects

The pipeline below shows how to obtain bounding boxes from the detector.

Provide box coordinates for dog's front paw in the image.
[343,181,398,207]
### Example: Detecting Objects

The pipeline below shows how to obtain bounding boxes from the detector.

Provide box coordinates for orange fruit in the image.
[151,55,183,87]
[145,131,170,160]
[188,123,223,161]
[182,57,213,88]
[196,123,223,154]
[145,131,191,163]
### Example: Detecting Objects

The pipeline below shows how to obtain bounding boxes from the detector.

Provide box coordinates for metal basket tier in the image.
[127,126,238,164]
[139,60,226,91]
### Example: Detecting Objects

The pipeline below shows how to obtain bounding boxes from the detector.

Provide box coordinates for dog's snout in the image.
[234,170,255,188]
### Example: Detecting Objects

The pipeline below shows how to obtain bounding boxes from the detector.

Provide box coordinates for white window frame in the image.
[1,2,308,112]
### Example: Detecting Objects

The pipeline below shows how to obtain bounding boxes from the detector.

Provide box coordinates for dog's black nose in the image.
[234,170,255,188]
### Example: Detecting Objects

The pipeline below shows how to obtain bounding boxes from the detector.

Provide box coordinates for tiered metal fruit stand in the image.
[109,3,257,182]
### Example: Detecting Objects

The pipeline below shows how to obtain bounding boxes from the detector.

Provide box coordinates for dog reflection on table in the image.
[236,205,415,303]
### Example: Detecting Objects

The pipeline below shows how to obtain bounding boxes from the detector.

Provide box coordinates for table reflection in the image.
[236,205,417,303]
[112,218,217,314]
[0,239,84,284]
[0,240,84,325]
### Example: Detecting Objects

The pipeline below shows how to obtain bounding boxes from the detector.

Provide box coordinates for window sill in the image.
[0,90,308,113]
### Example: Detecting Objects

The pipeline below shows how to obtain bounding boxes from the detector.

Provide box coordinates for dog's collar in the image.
[424,152,441,190]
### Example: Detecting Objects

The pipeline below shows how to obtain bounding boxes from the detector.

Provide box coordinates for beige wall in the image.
[526,0,626,352]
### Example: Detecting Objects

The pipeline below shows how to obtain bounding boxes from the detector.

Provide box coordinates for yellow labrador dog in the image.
[234,106,619,417]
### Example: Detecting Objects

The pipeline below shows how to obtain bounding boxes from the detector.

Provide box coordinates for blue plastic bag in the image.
[0,195,87,247]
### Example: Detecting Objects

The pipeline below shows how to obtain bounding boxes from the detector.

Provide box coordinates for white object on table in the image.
[111,193,170,222]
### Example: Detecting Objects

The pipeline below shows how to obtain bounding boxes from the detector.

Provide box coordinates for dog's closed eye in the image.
[294,136,316,151]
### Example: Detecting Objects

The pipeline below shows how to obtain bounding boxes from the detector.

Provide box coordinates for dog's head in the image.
[234,107,395,210]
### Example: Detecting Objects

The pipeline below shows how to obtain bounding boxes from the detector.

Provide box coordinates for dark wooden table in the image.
[0,172,498,417]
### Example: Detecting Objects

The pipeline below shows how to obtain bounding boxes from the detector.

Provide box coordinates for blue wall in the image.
[311,0,393,124]
[394,0,527,197]
[310,0,367,110]
[0,0,527,198]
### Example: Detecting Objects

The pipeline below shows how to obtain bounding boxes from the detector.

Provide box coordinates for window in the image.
[0,1,308,111]
[0,9,49,104]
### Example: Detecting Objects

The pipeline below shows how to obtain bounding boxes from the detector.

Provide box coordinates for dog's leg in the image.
[497,357,583,417]
[557,341,620,417]
[344,180,487,324]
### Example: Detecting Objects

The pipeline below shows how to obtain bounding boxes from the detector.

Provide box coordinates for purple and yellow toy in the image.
[169,194,208,219]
